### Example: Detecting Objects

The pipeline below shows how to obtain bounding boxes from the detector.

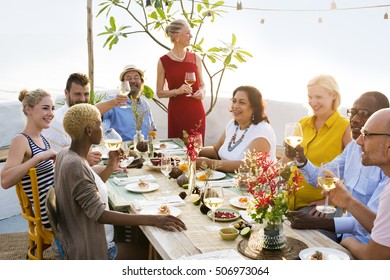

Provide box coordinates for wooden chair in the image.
[45,187,65,259]
[15,167,53,260]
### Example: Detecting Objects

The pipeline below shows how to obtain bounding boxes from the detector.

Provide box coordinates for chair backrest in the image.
[46,186,65,259]
[15,167,53,259]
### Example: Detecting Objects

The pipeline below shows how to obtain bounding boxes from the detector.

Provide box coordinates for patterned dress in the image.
[20,133,54,229]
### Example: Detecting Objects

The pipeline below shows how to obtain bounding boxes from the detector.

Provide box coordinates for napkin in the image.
[113,174,157,186]
[180,249,245,260]
[132,195,186,210]
[196,178,237,188]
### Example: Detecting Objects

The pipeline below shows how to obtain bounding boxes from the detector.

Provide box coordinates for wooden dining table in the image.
[106,139,353,260]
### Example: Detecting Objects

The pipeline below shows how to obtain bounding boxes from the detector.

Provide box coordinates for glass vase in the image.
[248,221,286,251]
[187,159,197,197]
[133,130,144,152]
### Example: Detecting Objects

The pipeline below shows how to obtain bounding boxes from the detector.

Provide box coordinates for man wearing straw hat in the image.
[98,64,157,142]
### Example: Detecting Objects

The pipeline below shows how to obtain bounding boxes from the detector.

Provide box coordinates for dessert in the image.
[157,204,171,215]
[159,143,167,149]
[310,250,324,260]
[138,180,149,189]
[238,197,248,206]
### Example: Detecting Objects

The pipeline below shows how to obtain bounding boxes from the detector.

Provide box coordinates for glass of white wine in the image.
[203,186,224,231]
[184,72,196,97]
[284,123,303,166]
[119,81,131,108]
[316,162,339,214]
[160,156,172,194]
[103,128,122,151]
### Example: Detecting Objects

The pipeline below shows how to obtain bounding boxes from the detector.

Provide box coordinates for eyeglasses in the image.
[360,128,390,140]
[347,108,371,118]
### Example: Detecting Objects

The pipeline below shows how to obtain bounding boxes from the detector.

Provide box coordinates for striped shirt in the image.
[20,133,54,229]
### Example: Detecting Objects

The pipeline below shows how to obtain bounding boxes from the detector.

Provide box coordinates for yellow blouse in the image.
[288,111,350,210]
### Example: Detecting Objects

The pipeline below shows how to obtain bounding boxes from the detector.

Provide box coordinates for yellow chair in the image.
[15,167,53,260]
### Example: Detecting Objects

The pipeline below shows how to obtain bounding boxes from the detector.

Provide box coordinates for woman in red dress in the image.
[156,19,206,143]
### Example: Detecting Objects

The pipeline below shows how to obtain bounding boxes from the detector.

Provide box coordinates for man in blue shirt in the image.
[99,64,157,141]
[286,91,389,243]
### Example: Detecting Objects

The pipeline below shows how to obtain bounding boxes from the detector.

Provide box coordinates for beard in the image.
[128,83,144,99]
[67,96,88,107]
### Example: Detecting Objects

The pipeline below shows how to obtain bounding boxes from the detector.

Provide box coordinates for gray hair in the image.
[165,19,187,43]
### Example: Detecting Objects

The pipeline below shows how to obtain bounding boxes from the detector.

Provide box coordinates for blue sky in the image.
[0,0,389,107]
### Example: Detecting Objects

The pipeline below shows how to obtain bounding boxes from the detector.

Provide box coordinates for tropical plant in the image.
[96,0,252,115]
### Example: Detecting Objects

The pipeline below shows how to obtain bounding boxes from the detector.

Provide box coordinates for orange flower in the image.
[149,130,157,137]
[179,163,189,172]
[197,174,208,181]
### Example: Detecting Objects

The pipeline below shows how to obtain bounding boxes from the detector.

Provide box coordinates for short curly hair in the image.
[63,103,101,140]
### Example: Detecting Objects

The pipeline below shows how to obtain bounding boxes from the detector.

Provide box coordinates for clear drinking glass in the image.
[284,123,303,166]
[103,128,122,151]
[316,162,340,214]
[119,81,131,108]
[184,72,196,97]
[203,186,224,231]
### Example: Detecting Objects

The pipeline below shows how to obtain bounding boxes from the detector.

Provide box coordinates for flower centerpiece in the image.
[130,96,148,152]
[182,120,203,196]
[236,151,302,250]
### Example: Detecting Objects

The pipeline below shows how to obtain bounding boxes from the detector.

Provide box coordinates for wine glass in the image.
[203,185,224,231]
[316,162,340,214]
[284,123,303,166]
[119,81,131,108]
[103,128,122,151]
[160,156,172,178]
[184,72,196,97]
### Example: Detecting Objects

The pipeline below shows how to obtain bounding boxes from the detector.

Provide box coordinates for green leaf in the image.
[109,16,116,31]
[231,33,237,46]
[103,34,114,48]
[143,85,154,99]
[96,5,109,18]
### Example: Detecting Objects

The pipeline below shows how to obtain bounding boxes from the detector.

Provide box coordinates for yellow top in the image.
[288,111,350,210]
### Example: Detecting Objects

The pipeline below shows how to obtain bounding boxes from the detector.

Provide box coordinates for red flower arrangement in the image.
[236,151,302,225]
[183,120,203,161]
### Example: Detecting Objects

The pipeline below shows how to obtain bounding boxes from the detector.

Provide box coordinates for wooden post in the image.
[87,0,94,92]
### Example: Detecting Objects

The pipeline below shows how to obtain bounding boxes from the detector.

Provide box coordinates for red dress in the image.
[160,52,206,143]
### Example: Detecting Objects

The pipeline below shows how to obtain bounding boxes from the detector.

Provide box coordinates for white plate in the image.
[299,247,350,260]
[207,208,240,222]
[119,156,134,168]
[139,205,181,217]
[196,170,226,181]
[153,142,179,150]
[125,182,160,193]
[229,196,251,209]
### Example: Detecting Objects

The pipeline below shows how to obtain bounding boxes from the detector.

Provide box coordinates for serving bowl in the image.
[150,158,161,166]
[219,227,239,241]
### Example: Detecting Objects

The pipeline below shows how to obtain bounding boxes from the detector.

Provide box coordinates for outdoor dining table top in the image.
[106,139,353,260]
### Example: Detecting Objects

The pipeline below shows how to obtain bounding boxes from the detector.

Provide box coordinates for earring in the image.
[252,114,255,122]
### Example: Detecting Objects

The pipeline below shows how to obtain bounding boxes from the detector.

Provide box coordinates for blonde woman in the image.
[281,75,352,212]
[156,19,206,142]
[1,89,56,229]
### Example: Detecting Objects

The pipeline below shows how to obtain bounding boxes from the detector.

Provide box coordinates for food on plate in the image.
[138,180,149,189]
[214,211,237,219]
[159,143,167,149]
[310,250,324,260]
[157,204,171,215]
[238,197,249,206]
[233,220,252,231]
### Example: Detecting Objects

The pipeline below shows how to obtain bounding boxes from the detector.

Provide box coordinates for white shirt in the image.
[218,119,277,162]
[42,103,71,152]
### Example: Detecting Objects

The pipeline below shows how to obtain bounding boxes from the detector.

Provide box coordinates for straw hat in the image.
[119,64,144,81]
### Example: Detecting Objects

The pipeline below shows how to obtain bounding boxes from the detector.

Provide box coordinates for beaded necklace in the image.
[227,125,250,152]
[170,50,186,61]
